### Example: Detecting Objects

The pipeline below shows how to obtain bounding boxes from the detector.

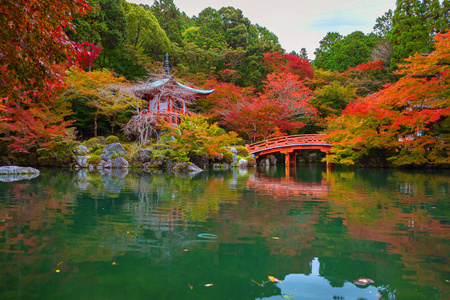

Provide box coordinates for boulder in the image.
[103,159,113,168]
[150,157,165,168]
[73,145,89,155]
[113,157,129,169]
[173,162,203,174]
[225,146,238,156]
[76,155,89,168]
[237,158,248,168]
[269,155,277,165]
[102,142,127,160]
[138,149,152,163]
[0,166,40,182]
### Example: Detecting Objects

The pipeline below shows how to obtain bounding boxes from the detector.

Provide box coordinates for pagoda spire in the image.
[164,53,170,77]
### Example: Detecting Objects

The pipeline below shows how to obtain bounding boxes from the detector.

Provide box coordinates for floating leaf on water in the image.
[272,237,280,240]
[376,293,382,298]
[112,262,118,265]
[268,276,281,282]
[353,278,375,285]
[183,249,188,252]
[57,261,64,266]
[55,269,60,273]
[188,284,193,290]
[268,276,284,286]
[205,283,213,287]
[282,295,294,299]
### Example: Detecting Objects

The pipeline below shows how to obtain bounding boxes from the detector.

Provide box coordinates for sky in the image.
[127,0,396,59]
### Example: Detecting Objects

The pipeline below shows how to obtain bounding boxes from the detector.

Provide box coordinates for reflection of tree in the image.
[322,169,450,296]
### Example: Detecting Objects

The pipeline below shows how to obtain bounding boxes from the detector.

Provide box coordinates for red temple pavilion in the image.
[132,54,215,124]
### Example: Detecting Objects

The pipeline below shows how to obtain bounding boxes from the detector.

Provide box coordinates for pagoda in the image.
[132,54,215,125]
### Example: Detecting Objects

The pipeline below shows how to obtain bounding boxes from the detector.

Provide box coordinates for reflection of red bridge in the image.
[246,135,332,166]
[247,174,331,199]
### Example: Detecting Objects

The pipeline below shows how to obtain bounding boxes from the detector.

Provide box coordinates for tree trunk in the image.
[94,111,98,137]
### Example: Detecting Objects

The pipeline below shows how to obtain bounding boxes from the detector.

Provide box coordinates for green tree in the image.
[373,9,393,39]
[390,0,449,67]
[150,0,190,45]
[124,3,170,56]
[310,82,357,119]
[314,32,343,69]
[315,31,376,72]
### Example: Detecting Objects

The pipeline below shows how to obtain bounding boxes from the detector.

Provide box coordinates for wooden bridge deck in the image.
[245,134,332,166]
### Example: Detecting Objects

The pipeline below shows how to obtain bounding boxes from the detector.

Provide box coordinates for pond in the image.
[0,166,449,300]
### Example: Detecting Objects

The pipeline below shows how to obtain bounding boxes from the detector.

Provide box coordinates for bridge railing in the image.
[246,134,328,153]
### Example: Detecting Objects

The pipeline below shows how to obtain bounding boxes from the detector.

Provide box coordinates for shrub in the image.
[88,154,102,164]
[83,137,98,148]
[105,135,119,144]
[94,149,103,156]
[223,150,234,164]
[236,146,249,157]
[245,156,256,166]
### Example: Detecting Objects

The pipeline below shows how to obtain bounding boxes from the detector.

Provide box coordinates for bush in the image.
[236,146,249,157]
[94,149,103,156]
[223,150,234,164]
[245,156,256,166]
[88,154,102,164]
[105,135,119,144]
[82,137,98,148]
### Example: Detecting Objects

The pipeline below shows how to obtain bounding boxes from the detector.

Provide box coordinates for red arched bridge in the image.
[245,134,332,166]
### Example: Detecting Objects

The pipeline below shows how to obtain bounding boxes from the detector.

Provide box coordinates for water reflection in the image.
[0,167,448,299]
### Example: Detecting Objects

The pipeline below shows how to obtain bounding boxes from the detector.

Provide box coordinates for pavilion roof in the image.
[133,76,215,96]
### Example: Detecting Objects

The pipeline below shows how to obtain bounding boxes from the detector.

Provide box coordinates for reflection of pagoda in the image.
[133,54,215,124]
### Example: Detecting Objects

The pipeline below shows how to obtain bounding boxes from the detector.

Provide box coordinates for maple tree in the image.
[263,52,314,80]
[325,31,450,166]
[220,72,317,142]
[74,42,102,72]
[0,0,90,104]
[61,67,130,137]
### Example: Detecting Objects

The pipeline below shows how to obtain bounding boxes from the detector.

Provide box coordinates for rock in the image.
[173,162,203,174]
[0,166,40,182]
[225,146,238,156]
[138,149,152,163]
[97,136,106,144]
[150,157,165,168]
[237,158,248,168]
[166,159,174,170]
[73,145,90,155]
[103,159,113,168]
[269,155,277,165]
[189,154,209,169]
[88,164,103,171]
[76,156,89,168]
[186,163,202,173]
[113,157,129,168]
[102,143,127,160]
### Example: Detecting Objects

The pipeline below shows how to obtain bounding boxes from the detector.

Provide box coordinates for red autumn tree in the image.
[263,52,314,80]
[0,0,90,104]
[73,42,102,72]
[325,31,450,166]
[0,0,90,152]
[199,77,254,117]
[220,72,316,142]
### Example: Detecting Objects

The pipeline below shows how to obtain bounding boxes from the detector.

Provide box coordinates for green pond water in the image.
[0,166,449,300]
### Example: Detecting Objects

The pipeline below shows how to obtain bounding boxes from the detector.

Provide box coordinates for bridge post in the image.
[284,151,296,167]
